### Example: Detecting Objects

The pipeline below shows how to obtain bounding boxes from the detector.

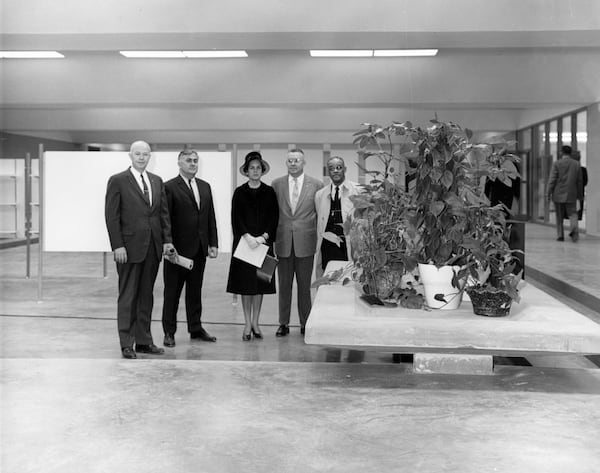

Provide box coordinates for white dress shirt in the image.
[180,174,200,208]
[288,173,305,207]
[130,167,152,205]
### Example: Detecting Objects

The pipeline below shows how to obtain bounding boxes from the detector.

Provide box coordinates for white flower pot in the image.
[418,263,465,310]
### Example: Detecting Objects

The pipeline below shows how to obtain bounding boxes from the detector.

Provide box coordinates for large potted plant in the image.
[349,118,521,312]
[460,140,523,316]
[461,205,523,316]
[345,124,424,308]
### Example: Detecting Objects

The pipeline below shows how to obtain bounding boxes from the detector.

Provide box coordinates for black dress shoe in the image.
[569,231,579,242]
[191,328,217,342]
[135,344,165,355]
[556,236,565,241]
[251,328,263,339]
[164,333,175,347]
[121,347,137,359]
[276,325,289,337]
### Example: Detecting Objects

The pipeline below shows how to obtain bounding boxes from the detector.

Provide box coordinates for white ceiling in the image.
[1,0,600,145]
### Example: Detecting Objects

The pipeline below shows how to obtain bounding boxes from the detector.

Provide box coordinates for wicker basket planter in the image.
[465,287,512,317]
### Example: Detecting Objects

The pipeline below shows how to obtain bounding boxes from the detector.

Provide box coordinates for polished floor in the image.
[1,223,600,472]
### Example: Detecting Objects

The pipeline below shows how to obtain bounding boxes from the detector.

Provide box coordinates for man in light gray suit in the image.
[548,145,584,242]
[272,148,324,336]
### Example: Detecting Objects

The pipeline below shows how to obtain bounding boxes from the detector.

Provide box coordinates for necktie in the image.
[189,179,200,208]
[334,186,340,203]
[291,178,300,212]
[140,174,150,206]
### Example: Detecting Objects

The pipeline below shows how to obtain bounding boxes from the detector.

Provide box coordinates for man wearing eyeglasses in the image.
[105,140,175,359]
[272,148,324,336]
[315,156,362,276]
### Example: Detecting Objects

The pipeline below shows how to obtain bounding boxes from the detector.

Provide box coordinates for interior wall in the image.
[586,103,600,236]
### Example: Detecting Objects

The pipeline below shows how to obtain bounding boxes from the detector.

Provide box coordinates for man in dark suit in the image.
[271,148,324,336]
[548,145,584,242]
[105,140,175,359]
[161,149,219,347]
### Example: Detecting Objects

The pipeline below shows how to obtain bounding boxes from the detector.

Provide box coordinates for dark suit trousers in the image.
[116,243,160,348]
[277,243,314,327]
[555,201,578,238]
[162,253,207,335]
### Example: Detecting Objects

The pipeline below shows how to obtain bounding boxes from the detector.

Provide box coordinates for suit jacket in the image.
[165,175,218,258]
[272,174,324,258]
[547,156,583,203]
[105,169,172,263]
[314,180,362,265]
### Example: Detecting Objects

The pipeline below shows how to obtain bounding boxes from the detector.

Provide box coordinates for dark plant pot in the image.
[466,288,512,317]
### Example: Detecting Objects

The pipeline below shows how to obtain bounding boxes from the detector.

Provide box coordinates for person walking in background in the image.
[573,150,588,220]
[548,145,584,242]
[226,152,279,341]
[271,148,324,336]
[161,149,219,348]
[105,140,174,359]
[315,156,362,276]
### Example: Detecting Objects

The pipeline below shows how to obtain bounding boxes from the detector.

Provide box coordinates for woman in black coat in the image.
[226,152,279,340]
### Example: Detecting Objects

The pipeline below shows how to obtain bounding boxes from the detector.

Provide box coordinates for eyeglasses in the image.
[287,158,302,164]
[328,165,344,171]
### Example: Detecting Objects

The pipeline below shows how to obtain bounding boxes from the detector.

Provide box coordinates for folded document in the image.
[164,254,194,270]
[233,238,269,268]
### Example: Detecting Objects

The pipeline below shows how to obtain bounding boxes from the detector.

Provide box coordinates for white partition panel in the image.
[43,151,232,252]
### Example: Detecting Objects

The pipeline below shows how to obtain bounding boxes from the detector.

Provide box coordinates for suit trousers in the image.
[555,201,578,238]
[116,243,160,348]
[162,253,207,335]
[277,243,314,327]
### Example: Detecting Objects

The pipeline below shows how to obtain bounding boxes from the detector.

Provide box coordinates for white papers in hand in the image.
[233,238,268,268]
[164,254,194,270]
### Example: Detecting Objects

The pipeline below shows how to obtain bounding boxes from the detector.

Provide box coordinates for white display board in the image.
[43,151,232,252]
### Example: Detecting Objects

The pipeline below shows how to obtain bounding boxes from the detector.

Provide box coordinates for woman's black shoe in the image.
[251,328,263,339]
[242,330,252,341]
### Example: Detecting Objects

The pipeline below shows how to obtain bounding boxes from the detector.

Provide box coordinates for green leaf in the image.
[430,168,443,182]
[441,170,454,188]
[430,201,445,217]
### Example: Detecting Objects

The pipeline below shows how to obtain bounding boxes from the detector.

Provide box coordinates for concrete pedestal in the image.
[413,353,493,375]
[305,277,600,375]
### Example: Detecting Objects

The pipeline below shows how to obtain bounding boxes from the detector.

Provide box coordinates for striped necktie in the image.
[140,174,150,206]
[291,177,300,212]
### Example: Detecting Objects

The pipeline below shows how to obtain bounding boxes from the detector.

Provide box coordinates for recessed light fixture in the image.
[0,51,64,59]
[184,50,248,58]
[310,50,373,57]
[119,50,248,58]
[119,51,185,58]
[374,49,438,57]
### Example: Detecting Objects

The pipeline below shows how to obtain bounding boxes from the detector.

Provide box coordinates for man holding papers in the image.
[161,149,219,347]
[227,152,279,341]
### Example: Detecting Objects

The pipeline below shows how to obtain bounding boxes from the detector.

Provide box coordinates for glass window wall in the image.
[516,107,587,227]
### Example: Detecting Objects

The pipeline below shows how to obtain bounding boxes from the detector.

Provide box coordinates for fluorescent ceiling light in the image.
[120,50,248,58]
[120,51,185,58]
[310,50,373,57]
[374,49,438,57]
[0,51,64,58]
[184,50,247,58]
